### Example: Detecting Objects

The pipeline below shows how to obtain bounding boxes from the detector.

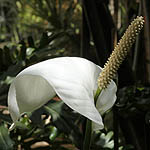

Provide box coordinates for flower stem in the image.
[83,119,92,150]
[94,87,102,104]
[83,87,102,150]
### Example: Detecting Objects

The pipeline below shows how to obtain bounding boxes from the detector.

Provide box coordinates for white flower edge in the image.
[8,57,117,131]
[93,80,117,130]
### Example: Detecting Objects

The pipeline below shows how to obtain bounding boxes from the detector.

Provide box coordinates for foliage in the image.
[0,124,14,150]
[0,0,18,41]
[15,0,81,44]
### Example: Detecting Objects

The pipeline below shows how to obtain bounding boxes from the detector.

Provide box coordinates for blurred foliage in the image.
[0,0,18,41]
[16,0,81,32]
[0,0,149,149]
[0,124,14,150]
[0,0,82,55]
[117,86,150,114]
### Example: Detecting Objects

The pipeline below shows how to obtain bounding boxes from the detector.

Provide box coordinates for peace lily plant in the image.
[8,16,144,149]
[8,57,117,131]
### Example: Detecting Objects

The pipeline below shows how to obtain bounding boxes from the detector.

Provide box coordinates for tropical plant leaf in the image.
[48,126,59,141]
[0,124,14,150]
[44,100,83,148]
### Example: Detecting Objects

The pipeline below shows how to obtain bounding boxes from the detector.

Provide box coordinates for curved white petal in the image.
[92,80,117,131]
[91,67,117,130]
[14,75,56,113]
[8,57,105,129]
[96,81,117,115]
[8,75,56,130]
[8,83,20,130]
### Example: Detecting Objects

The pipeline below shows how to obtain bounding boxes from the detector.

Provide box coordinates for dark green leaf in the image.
[0,124,14,150]
[44,100,83,148]
[0,112,12,124]
[49,126,59,141]
[19,40,27,60]
[27,36,35,48]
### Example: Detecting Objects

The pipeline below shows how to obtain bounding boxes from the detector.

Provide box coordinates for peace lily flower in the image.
[8,16,144,132]
[8,57,117,131]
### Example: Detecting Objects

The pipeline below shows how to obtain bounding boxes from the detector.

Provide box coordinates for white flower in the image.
[8,57,117,130]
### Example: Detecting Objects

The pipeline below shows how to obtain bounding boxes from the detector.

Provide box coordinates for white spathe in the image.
[8,57,117,130]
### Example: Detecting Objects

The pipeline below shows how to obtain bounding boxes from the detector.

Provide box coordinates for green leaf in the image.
[96,131,114,148]
[14,122,29,130]
[3,46,12,67]
[0,112,12,124]
[44,100,83,148]
[0,48,3,71]
[38,32,65,49]
[27,36,35,48]
[0,124,14,150]
[19,40,27,60]
[49,126,59,141]
[39,32,49,49]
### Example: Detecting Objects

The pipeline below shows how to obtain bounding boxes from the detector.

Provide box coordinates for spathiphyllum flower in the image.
[8,57,117,131]
[8,16,144,132]
[98,16,144,89]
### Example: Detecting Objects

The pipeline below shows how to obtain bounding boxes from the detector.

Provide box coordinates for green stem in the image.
[94,87,102,103]
[83,87,102,150]
[83,119,92,150]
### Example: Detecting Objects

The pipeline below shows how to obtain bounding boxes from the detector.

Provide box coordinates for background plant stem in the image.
[83,87,102,150]
[83,119,92,150]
